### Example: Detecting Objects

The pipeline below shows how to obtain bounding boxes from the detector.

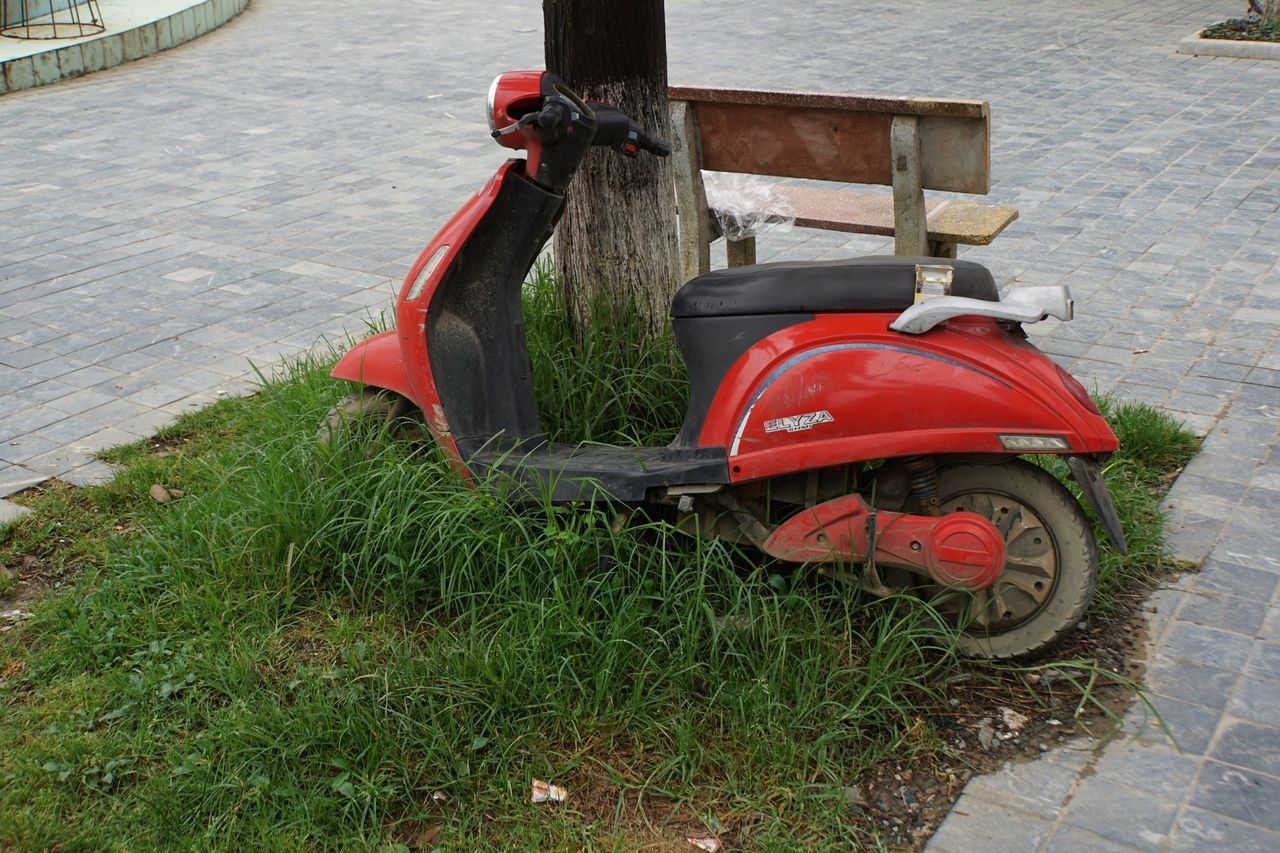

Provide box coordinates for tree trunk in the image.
[1265,1,1279,26]
[543,0,680,338]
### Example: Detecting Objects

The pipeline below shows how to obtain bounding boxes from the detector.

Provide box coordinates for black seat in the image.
[671,255,1000,319]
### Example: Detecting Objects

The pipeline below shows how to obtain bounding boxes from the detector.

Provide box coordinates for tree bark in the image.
[1265,1,1279,26]
[543,0,680,338]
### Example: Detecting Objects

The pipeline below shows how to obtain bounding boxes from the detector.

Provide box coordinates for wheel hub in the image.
[926,513,1006,589]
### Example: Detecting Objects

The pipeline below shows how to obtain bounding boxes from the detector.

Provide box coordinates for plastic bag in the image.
[701,171,796,241]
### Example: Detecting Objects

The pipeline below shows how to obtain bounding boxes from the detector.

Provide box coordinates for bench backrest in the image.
[668,85,992,194]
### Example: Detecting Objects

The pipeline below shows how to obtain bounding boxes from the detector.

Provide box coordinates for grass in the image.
[0,269,1198,848]
[1202,17,1280,42]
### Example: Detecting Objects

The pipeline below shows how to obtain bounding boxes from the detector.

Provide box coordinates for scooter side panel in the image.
[698,313,1116,483]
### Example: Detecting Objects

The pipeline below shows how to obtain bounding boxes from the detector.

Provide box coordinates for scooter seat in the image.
[671,255,999,318]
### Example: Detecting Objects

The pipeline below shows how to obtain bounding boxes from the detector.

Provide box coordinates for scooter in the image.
[324,70,1126,659]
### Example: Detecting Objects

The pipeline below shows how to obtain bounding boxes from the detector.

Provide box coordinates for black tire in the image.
[905,459,1098,659]
[316,390,424,454]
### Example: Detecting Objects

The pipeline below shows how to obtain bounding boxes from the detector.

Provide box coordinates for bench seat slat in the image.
[741,184,1018,246]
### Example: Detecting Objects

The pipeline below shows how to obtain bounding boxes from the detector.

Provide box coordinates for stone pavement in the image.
[2,0,1279,848]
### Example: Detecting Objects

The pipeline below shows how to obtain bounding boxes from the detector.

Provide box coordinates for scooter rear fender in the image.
[700,313,1116,483]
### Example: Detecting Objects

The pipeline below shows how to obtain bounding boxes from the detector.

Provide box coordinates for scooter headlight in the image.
[486,74,501,133]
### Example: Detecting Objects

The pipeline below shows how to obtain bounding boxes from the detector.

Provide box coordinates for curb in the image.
[1177,32,1280,60]
[1,0,250,94]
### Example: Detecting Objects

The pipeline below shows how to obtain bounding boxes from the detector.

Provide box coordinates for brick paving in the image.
[2,0,1279,848]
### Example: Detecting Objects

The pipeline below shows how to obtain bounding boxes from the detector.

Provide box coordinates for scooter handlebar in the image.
[588,101,670,158]
[636,131,671,158]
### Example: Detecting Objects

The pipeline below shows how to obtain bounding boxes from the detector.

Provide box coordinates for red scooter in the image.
[325,71,1126,658]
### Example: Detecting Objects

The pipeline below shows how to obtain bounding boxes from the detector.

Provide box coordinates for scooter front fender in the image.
[700,313,1116,482]
[330,330,419,408]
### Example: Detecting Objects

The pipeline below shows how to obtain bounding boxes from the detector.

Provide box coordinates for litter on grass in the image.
[1000,706,1030,733]
[530,779,568,803]
[687,837,722,852]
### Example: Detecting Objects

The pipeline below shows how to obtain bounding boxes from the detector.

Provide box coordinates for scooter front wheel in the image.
[900,459,1098,659]
[316,390,423,452]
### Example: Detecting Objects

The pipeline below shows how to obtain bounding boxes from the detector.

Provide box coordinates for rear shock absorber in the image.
[903,456,941,517]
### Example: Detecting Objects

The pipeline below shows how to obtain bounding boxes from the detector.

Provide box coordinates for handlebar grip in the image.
[638,134,671,157]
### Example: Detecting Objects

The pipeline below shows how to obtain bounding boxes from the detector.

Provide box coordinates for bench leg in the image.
[890,115,929,257]
[671,101,713,283]
[726,236,756,267]
[929,240,957,259]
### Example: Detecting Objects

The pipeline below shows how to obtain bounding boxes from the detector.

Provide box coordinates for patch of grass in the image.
[1,353,958,848]
[0,280,1198,847]
[525,260,689,446]
[1202,17,1280,42]
[1039,397,1199,616]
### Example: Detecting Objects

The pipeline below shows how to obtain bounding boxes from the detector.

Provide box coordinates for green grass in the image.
[0,273,1198,848]
[1202,17,1280,42]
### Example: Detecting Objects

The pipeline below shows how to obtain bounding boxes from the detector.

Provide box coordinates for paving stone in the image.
[1090,741,1202,801]
[0,498,34,526]
[926,792,1050,853]
[1189,760,1280,832]
[1046,826,1142,852]
[1128,695,1222,756]
[60,461,114,488]
[1244,641,1280,682]
[1226,674,1280,729]
[0,434,61,466]
[0,465,44,498]
[953,757,1080,820]
[1060,778,1178,849]
[1189,559,1280,604]
[1145,655,1239,711]
[1160,620,1256,672]
[1177,589,1269,637]
[1211,717,1280,779]
[1170,806,1280,852]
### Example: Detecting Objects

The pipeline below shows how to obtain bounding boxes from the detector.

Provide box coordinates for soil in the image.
[849,590,1164,850]
[1,481,79,612]
[1202,17,1280,42]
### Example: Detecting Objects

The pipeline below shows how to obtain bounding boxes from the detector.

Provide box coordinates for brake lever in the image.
[490,117,525,138]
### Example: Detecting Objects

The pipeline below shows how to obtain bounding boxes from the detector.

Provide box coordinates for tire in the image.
[902,459,1098,659]
[316,390,423,453]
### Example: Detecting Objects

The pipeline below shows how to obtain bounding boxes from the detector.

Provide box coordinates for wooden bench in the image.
[669,85,1019,281]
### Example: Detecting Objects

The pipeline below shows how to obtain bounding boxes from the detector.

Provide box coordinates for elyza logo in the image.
[763,410,835,434]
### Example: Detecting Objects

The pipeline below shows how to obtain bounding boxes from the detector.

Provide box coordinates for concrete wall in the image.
[2,0,250,94]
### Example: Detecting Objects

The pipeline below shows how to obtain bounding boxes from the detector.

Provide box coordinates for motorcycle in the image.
[323,70,1126,658]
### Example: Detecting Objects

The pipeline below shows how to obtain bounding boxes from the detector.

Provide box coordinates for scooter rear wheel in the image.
[897,459,1098,659]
